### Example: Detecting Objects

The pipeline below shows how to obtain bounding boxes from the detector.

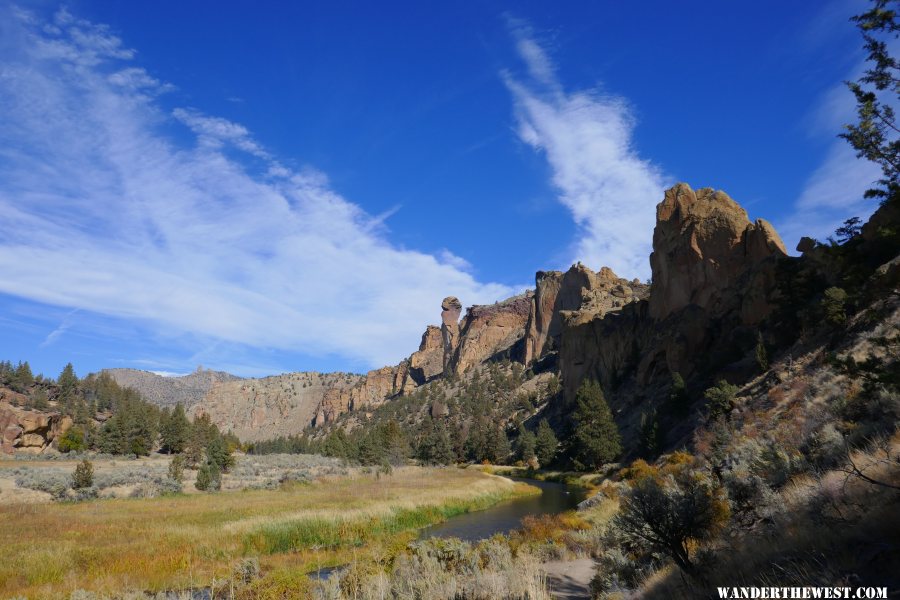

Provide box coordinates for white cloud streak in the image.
[0,7,514,370]
[778,77,884,249]
[503,21,668,280]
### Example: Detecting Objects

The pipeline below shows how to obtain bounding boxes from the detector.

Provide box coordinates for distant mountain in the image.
[103,368,241,410]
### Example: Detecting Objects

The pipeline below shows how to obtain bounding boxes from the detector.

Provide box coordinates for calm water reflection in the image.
[419,477,587,542]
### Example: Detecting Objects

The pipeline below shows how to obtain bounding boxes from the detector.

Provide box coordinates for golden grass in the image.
[0,466,534,599]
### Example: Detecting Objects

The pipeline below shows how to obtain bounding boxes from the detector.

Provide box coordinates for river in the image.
[418,477,588,542]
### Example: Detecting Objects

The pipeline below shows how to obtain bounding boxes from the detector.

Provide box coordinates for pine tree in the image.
[841,0,900,205]
[168,454,185,483]
[58,363,78,409]
[572,379,622,471]
[534,418,558,468]
[486,425,511,464]
[516,425,537,463]
[206,433,234,472]
[10,361,34,393]
[161,404,190,454]
[704,380,740,422]
[33,388,49,411]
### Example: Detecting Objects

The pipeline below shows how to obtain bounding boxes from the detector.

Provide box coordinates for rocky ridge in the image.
[109,182,896,447]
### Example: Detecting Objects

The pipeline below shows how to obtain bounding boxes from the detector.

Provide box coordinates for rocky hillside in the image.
[103,368,241,409]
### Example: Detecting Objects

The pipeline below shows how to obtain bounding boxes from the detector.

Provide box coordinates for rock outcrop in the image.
[1,401,72,454]
[312,364,410,427]
[648,184,786,322]
[449,292,533,375]
[560,183,789,406]
[407,325,444,385]
[441,296,463,373]
[191,372,361,443]
[524,264,649,365]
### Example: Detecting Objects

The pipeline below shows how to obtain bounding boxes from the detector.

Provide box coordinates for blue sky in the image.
[0,0,883,379]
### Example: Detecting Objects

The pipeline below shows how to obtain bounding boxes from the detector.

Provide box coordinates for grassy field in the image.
[0,464,535,599]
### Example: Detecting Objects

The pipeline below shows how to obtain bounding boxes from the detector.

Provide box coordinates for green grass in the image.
[246,491,516,553]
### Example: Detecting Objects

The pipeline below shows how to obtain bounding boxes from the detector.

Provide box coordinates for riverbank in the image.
[1,465,536,599]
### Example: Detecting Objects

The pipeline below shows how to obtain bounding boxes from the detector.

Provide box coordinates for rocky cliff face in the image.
[312,364,410,427]
[0,398,72,454]
[523,264,649,366]
[408,325,443,385]
[648,184,786,322]
[559,183,789,408]
[448,292,533,375]
[441,296,462,373]
[190,372,362,442]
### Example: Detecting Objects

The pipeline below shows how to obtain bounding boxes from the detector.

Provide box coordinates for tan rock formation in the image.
[312,364,409,427]
[0,402,71,454]
[441,296,462,372]
[524,264,648,364]
[449,292,533,375]
[408,325,444,384]
[649,183,786,322]
[189,371,361,443]
[560,183,789,405]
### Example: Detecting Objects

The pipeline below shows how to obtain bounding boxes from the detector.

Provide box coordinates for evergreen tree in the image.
[841,0,900,204]
[33,388,49,411]
[195,460,221,491]
[206,433,235,472]
[72,459,94,489]
[168,454,185,483]
[10,361,34,393]
[58,362,78,409]
[160,404,190,454]
[704,380,740,422]
[534,418,558,468]
[417,418,454,465]
[516,425,537,464]
[571,379,622,471]
[486,425,511,464]
[322,429,352,460]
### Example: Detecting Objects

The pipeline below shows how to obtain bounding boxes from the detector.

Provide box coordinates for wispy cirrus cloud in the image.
[778,2,888,249]
[0,6,515,372]
[502,19,668,280]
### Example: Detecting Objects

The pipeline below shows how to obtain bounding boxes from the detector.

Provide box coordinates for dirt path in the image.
[542,558,596,600]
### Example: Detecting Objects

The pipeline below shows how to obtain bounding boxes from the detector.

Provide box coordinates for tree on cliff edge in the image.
[842,0,900,204]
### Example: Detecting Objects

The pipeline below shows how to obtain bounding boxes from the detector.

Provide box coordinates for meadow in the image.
[0,459,535,599]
